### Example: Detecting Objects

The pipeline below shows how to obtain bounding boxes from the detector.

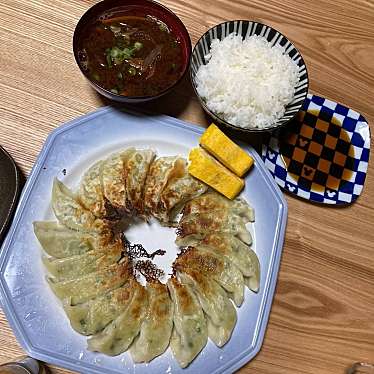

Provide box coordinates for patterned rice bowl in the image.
[190,20,309,133]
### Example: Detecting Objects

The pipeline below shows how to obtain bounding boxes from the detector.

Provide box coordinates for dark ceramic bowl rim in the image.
[189,20,309,133]
[0,145,20,242]
[73,0,192,101]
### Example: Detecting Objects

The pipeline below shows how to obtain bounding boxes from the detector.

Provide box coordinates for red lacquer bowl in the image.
[73,0,191,103]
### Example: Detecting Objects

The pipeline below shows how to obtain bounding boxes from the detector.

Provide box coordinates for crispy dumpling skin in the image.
[178,269,237,347]
[63,278,136,335]
[87,281,149,356]
[101,148,135,214]
[79,160,106,218]
[47,258,132,305]
[183,192,255,223]
[167,277,207,368]
[156,169,208,224]
[177,211,252,245]
[43,239,123,281]
[33,221,96,258]
[174,247,244,306]
[176,233,259,281]
[124,149,156,214]
[52,178,106,233]
[199,234,258,279]
[143,156,185,217]
[193,234,260,292]
[130,282,174,363]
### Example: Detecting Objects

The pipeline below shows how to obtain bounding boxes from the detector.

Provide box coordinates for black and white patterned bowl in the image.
[190,20,309,133]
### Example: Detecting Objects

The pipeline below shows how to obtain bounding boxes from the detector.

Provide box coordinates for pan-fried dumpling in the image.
[47,258,132,305]
[130,282,174,363]
[167,277,207,368]
[199,234,258,278]
[63,278,136,335]
[177,211,252,245]
[52,179,106,233]
[198,234,260,292]
[43,239,123,281]
[178,269,237,347]
[33,221,96,258]
[88,281,148,356]
[244,253,260,293]
[79,160,106,218]
[101,148,135,214]
[176,233,259,281]
[143,156,185,217]
[124,149,156,213]
[183,192,255,223]
[174,247,244,306]
[156,168,208,224]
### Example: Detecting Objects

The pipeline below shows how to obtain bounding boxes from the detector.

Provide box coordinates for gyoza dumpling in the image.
[124,149,156,214]
[47,258,132,305]
[143,156,185,217]
[79,160,106,218]
[52,179,106,233]
[167,277,207,368]
[43,239,123,281]
[183,192,255,223]
[63,278,137,335]
[176,233,260,291]
[178,269,237,347]
[200,234,260,293]
[33,221,96,258]
[177,211,252,245]
[101,148,135,214]
[244,255,261,293]
[156,166,208,224]
[88,281,148,356]
[130,282,174,363]
[174,247,244,306]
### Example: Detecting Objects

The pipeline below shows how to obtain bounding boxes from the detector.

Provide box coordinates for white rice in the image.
[195,34,299,129]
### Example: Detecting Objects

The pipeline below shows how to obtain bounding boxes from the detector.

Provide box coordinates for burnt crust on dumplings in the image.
[33,147,259,368]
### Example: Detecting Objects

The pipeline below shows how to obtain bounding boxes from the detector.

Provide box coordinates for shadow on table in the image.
[93,73,195,120]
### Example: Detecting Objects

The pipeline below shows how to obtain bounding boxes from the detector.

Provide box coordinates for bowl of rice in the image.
[190,21,309,132]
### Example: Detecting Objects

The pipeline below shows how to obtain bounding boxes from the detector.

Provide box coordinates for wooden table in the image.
[0,0,373,373]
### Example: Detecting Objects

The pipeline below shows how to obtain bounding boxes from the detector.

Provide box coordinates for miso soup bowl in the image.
[73,0,192,103]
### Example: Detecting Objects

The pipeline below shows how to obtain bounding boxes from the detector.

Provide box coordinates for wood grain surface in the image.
[0,0,373,373]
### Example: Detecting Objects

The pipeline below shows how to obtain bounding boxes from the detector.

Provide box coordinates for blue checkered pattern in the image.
[262,94,370,205]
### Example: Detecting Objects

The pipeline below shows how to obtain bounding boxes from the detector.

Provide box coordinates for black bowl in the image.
[0,146,20,243]
[73,0,192,103]
[190,20,309,133]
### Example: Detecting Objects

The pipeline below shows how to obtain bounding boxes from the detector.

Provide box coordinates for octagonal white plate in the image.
[0,107,287,374]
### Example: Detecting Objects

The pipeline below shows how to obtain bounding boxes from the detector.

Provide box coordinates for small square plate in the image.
[0,107,287,374]
[262,94,370,204]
